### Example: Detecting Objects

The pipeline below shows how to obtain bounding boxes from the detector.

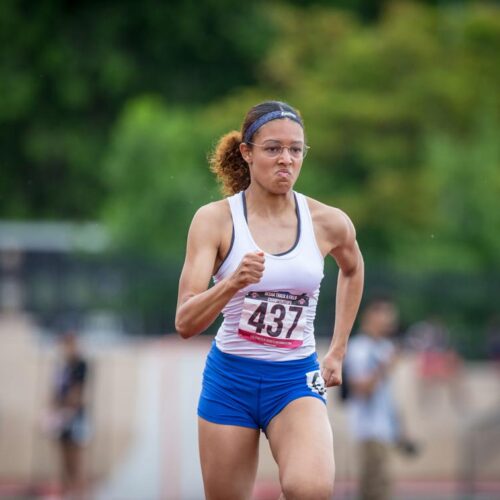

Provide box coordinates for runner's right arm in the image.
[175,203,264,339]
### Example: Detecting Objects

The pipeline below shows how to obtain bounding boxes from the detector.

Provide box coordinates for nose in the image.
[278,146,293,163]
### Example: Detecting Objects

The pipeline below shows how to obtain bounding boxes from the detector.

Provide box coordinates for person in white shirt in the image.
[345,296,400,500]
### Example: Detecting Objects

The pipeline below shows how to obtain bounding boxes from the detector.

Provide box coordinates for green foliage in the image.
[407,111,500,270]
[0,0,274,219]
[251,1,500,270]
[100,1,500,272]
[4,0,498,272]
[102,97,218,257]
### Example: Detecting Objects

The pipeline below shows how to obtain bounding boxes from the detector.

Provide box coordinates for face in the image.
[365,302,399,338]
[240,118,305,194]
[60,333,78,359]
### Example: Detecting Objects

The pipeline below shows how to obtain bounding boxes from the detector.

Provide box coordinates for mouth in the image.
[276,170,291,178]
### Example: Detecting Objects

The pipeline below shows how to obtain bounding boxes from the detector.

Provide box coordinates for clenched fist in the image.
[228,251,265,290]
[321,351,343,388]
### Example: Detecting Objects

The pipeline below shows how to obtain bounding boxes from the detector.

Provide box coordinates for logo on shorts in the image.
[306,370,327,399]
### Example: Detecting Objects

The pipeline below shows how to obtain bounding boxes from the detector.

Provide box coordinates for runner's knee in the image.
[281,474,334,500]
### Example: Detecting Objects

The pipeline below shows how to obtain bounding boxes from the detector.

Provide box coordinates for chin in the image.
[270,183,293,195]
[269,184,293,194]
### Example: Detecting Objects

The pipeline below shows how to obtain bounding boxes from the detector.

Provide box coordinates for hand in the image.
[321,351,343,388]
[228,251,265,290]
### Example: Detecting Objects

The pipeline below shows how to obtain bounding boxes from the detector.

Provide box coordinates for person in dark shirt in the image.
[51,331,90,499]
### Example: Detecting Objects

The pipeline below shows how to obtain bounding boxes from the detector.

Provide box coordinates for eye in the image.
[291,147,303,155]
[265,146,281,154]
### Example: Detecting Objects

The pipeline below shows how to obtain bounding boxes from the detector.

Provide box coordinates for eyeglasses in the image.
[246,141,310,159]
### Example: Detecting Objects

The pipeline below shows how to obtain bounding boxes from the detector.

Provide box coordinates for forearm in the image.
[175,278,239,339]
[328,256,364,358]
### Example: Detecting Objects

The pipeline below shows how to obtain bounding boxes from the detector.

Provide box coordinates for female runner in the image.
[176,100,364,500]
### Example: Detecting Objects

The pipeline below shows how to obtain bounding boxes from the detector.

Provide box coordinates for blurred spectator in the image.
[345,295,415,500]
[47,331,91,499]
[405,316,464,410]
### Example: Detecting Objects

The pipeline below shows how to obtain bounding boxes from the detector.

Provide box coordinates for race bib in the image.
[306,370,327,399]
[238,291,310,349]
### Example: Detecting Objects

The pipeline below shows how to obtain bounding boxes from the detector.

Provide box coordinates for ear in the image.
[239,142,253,165]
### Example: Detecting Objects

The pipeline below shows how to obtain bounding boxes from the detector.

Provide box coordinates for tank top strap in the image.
[226,191,256,250]
[227,191,245,225]
[294,192,323,259]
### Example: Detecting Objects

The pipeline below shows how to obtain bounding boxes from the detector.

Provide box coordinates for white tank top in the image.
[213,191,325,361]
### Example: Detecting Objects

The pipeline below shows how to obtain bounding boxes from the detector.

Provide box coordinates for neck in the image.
[244,185,294,218]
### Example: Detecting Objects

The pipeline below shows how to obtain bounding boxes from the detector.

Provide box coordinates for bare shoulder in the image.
[305,196,356,251]
[192,199,230,225]
[188,199,231,245]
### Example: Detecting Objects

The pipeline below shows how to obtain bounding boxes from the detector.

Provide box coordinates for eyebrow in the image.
[261,139,305,144]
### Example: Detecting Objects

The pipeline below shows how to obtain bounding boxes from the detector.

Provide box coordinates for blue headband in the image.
[243,110,303,144]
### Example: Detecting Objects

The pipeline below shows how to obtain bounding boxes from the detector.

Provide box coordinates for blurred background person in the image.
[48,331,90,499]
[344,295,414,500]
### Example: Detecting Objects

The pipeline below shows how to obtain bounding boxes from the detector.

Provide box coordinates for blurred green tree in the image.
[102,2,500,273]
[102,96,219,258]
[253,1,500,270]
[0,0,274,219]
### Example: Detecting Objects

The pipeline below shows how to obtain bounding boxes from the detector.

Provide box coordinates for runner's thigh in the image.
[198,418,260,500]
[267,397,335,500]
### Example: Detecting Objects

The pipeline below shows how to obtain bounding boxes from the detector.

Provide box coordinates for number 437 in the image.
[248,302,303,338]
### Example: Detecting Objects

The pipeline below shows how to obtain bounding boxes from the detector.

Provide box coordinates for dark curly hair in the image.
[209,101,303,196]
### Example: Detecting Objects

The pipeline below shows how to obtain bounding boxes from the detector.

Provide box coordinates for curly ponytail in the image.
[209,100,304,196]
[209,131,250,196]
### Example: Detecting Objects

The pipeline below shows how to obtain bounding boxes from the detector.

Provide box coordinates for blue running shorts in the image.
[198,342,327,432]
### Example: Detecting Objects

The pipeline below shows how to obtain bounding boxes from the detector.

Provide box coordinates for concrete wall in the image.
[1,314,499,498]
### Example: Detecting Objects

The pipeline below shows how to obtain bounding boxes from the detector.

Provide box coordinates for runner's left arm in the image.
[321,210,364,387]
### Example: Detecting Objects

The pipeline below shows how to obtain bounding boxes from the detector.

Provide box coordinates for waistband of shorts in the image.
[208,341,318,374]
